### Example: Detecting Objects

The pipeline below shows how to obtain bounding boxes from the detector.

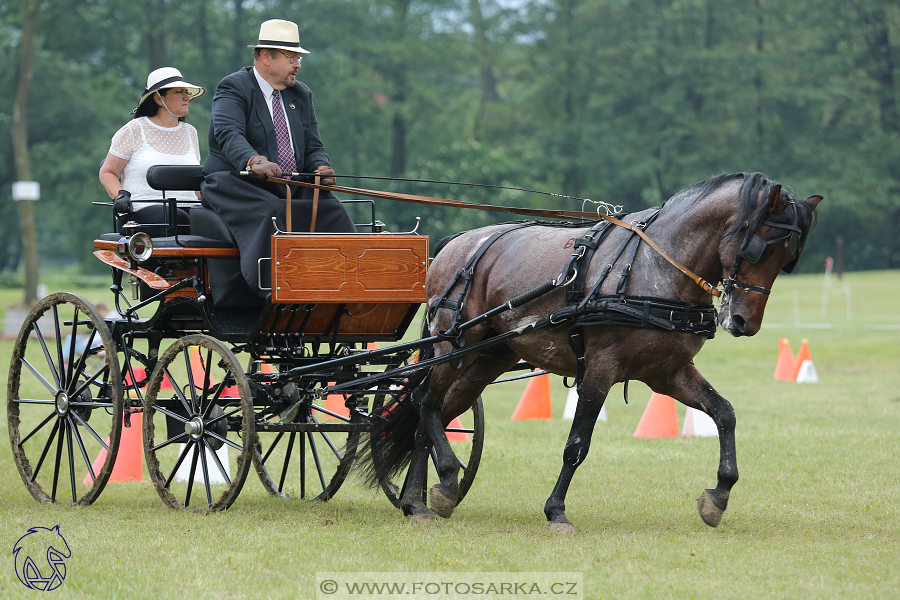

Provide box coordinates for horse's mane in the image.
[661,172,817,244]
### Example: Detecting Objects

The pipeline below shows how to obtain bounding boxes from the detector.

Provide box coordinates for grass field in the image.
[1,270,898,599]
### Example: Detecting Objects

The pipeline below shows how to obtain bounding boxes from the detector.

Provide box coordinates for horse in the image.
[360,172,822,532]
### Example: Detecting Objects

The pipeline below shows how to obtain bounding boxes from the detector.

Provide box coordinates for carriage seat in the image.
[145,164,236,247]
[95,232,235,249]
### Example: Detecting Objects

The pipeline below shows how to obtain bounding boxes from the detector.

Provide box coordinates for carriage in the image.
[7,164,489,511]
[8,166,822,530]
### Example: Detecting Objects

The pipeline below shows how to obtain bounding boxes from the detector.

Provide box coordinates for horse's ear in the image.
[767,184,784,213]
[805,194,823,207]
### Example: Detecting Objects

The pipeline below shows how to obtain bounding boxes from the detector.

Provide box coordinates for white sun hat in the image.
[136,67,205,109]
[248,19,310,54]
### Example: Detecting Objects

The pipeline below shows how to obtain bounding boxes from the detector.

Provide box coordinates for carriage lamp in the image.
[116,231,154,265]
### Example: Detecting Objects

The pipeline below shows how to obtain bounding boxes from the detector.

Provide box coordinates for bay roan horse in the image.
[361,172,822,532]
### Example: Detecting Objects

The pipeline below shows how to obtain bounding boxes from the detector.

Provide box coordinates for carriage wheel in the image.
[143,335,253,512]
[252,384,363,501]
[7,292,123,506]
[374,396,485,510]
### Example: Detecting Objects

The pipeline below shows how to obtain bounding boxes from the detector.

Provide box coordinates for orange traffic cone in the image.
[773,337,795,381]
[445,416,470,442]
[633,393,679,438]
[323,382,350,419]
[792,339,818,383]
[510,373,552,420]
[82,413,144,484]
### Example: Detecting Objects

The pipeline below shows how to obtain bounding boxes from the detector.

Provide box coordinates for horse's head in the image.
[717,177,823,336]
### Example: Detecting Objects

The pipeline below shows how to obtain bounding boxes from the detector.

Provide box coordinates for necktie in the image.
[271,90,296,178]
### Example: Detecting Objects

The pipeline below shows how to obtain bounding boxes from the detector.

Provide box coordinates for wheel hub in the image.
[55,391,70,416]
[185,417,204,441]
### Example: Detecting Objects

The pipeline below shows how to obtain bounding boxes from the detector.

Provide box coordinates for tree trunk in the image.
[12,0,44,306]
[389,0,412,177]
[147,0,167,69]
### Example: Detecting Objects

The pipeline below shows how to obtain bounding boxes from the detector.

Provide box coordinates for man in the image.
[202,19,356,299]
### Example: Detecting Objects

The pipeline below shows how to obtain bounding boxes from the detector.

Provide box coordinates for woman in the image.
[99,67,204,234]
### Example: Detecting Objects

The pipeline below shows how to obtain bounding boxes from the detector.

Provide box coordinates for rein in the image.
[266,176,723,299]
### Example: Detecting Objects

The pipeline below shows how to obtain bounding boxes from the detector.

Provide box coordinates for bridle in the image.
[722,200,802,296]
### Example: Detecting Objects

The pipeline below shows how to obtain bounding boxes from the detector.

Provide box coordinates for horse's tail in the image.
[355,321,435,488]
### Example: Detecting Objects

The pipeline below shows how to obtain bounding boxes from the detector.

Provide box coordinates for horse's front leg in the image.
[658,363,738,527]
[544,371,613,533]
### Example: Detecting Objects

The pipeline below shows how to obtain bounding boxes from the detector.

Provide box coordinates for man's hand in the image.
[248,155,282,180]
[113,190,132,215]
[314,166,336,187]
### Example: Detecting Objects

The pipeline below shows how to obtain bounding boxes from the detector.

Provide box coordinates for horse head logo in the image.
[12,525,71,591]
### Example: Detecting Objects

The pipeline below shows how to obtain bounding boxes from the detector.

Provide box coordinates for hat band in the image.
[148,75,188,93]
[257,39,301,48]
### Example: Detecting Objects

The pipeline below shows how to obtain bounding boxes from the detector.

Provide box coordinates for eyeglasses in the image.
[164,89,195,97]
[275,50,303,64]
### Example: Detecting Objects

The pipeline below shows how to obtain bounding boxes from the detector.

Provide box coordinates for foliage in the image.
[1,0,898,274]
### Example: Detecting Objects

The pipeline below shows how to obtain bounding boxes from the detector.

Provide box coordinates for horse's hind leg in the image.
[413,354,518,519]
[544,371,614,533]
[657,364,738,527]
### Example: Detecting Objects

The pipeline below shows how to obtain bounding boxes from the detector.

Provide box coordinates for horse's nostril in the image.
[732,313,746,332]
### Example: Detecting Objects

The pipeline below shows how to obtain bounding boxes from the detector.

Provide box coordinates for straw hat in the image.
[136,67,204,108]
[248,19,309,54]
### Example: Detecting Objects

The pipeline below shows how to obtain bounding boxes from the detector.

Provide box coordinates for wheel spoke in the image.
[198,444,213,508]
[306,432,327,493]
[183,348,199,413]
[277,432,296,494]
[260,431,285,465]
[68,362,109,400]
[65,418,78,503]
[164,367,193,415]
[310,409,342,460]
[204,405,241,427]
[70,417,97,484]
[69,410,109,451]
[199,348,213,413]
[184,443,200,508]
[64,307,80,392]
[18,410,58,447]
[152,431,189,452]
[203,439,232,487]
[31,418,61,482]
[20,357,60,396]
[69,322,96,396]
[51,419,65,502]
[164,442,195,488]
[153,405,190,424]
[33,323,61,388]
[205,430,243,452]
[53,305,66,389]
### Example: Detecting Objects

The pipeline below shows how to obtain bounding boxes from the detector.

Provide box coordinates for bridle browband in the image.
[723,199,802,296]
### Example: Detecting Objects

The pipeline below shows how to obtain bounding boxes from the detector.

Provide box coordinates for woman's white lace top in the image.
[109,117,201,203]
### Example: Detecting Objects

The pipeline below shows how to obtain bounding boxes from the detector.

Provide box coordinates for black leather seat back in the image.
[146,165,205,191]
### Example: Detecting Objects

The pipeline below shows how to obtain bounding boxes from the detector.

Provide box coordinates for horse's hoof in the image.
[408,509,438,523]
[547,521,576,534]
[696,489,727,527]
[429,486,456,519]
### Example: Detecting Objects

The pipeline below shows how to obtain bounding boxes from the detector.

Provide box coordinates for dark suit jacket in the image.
[204,66,330,175]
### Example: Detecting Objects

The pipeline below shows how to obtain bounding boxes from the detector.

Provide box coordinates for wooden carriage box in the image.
[265,234,428,340]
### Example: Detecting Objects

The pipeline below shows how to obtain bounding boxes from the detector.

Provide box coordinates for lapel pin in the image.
[289,103,296,109]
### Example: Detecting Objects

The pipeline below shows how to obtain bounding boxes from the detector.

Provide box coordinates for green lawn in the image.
[1,270,898,599]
